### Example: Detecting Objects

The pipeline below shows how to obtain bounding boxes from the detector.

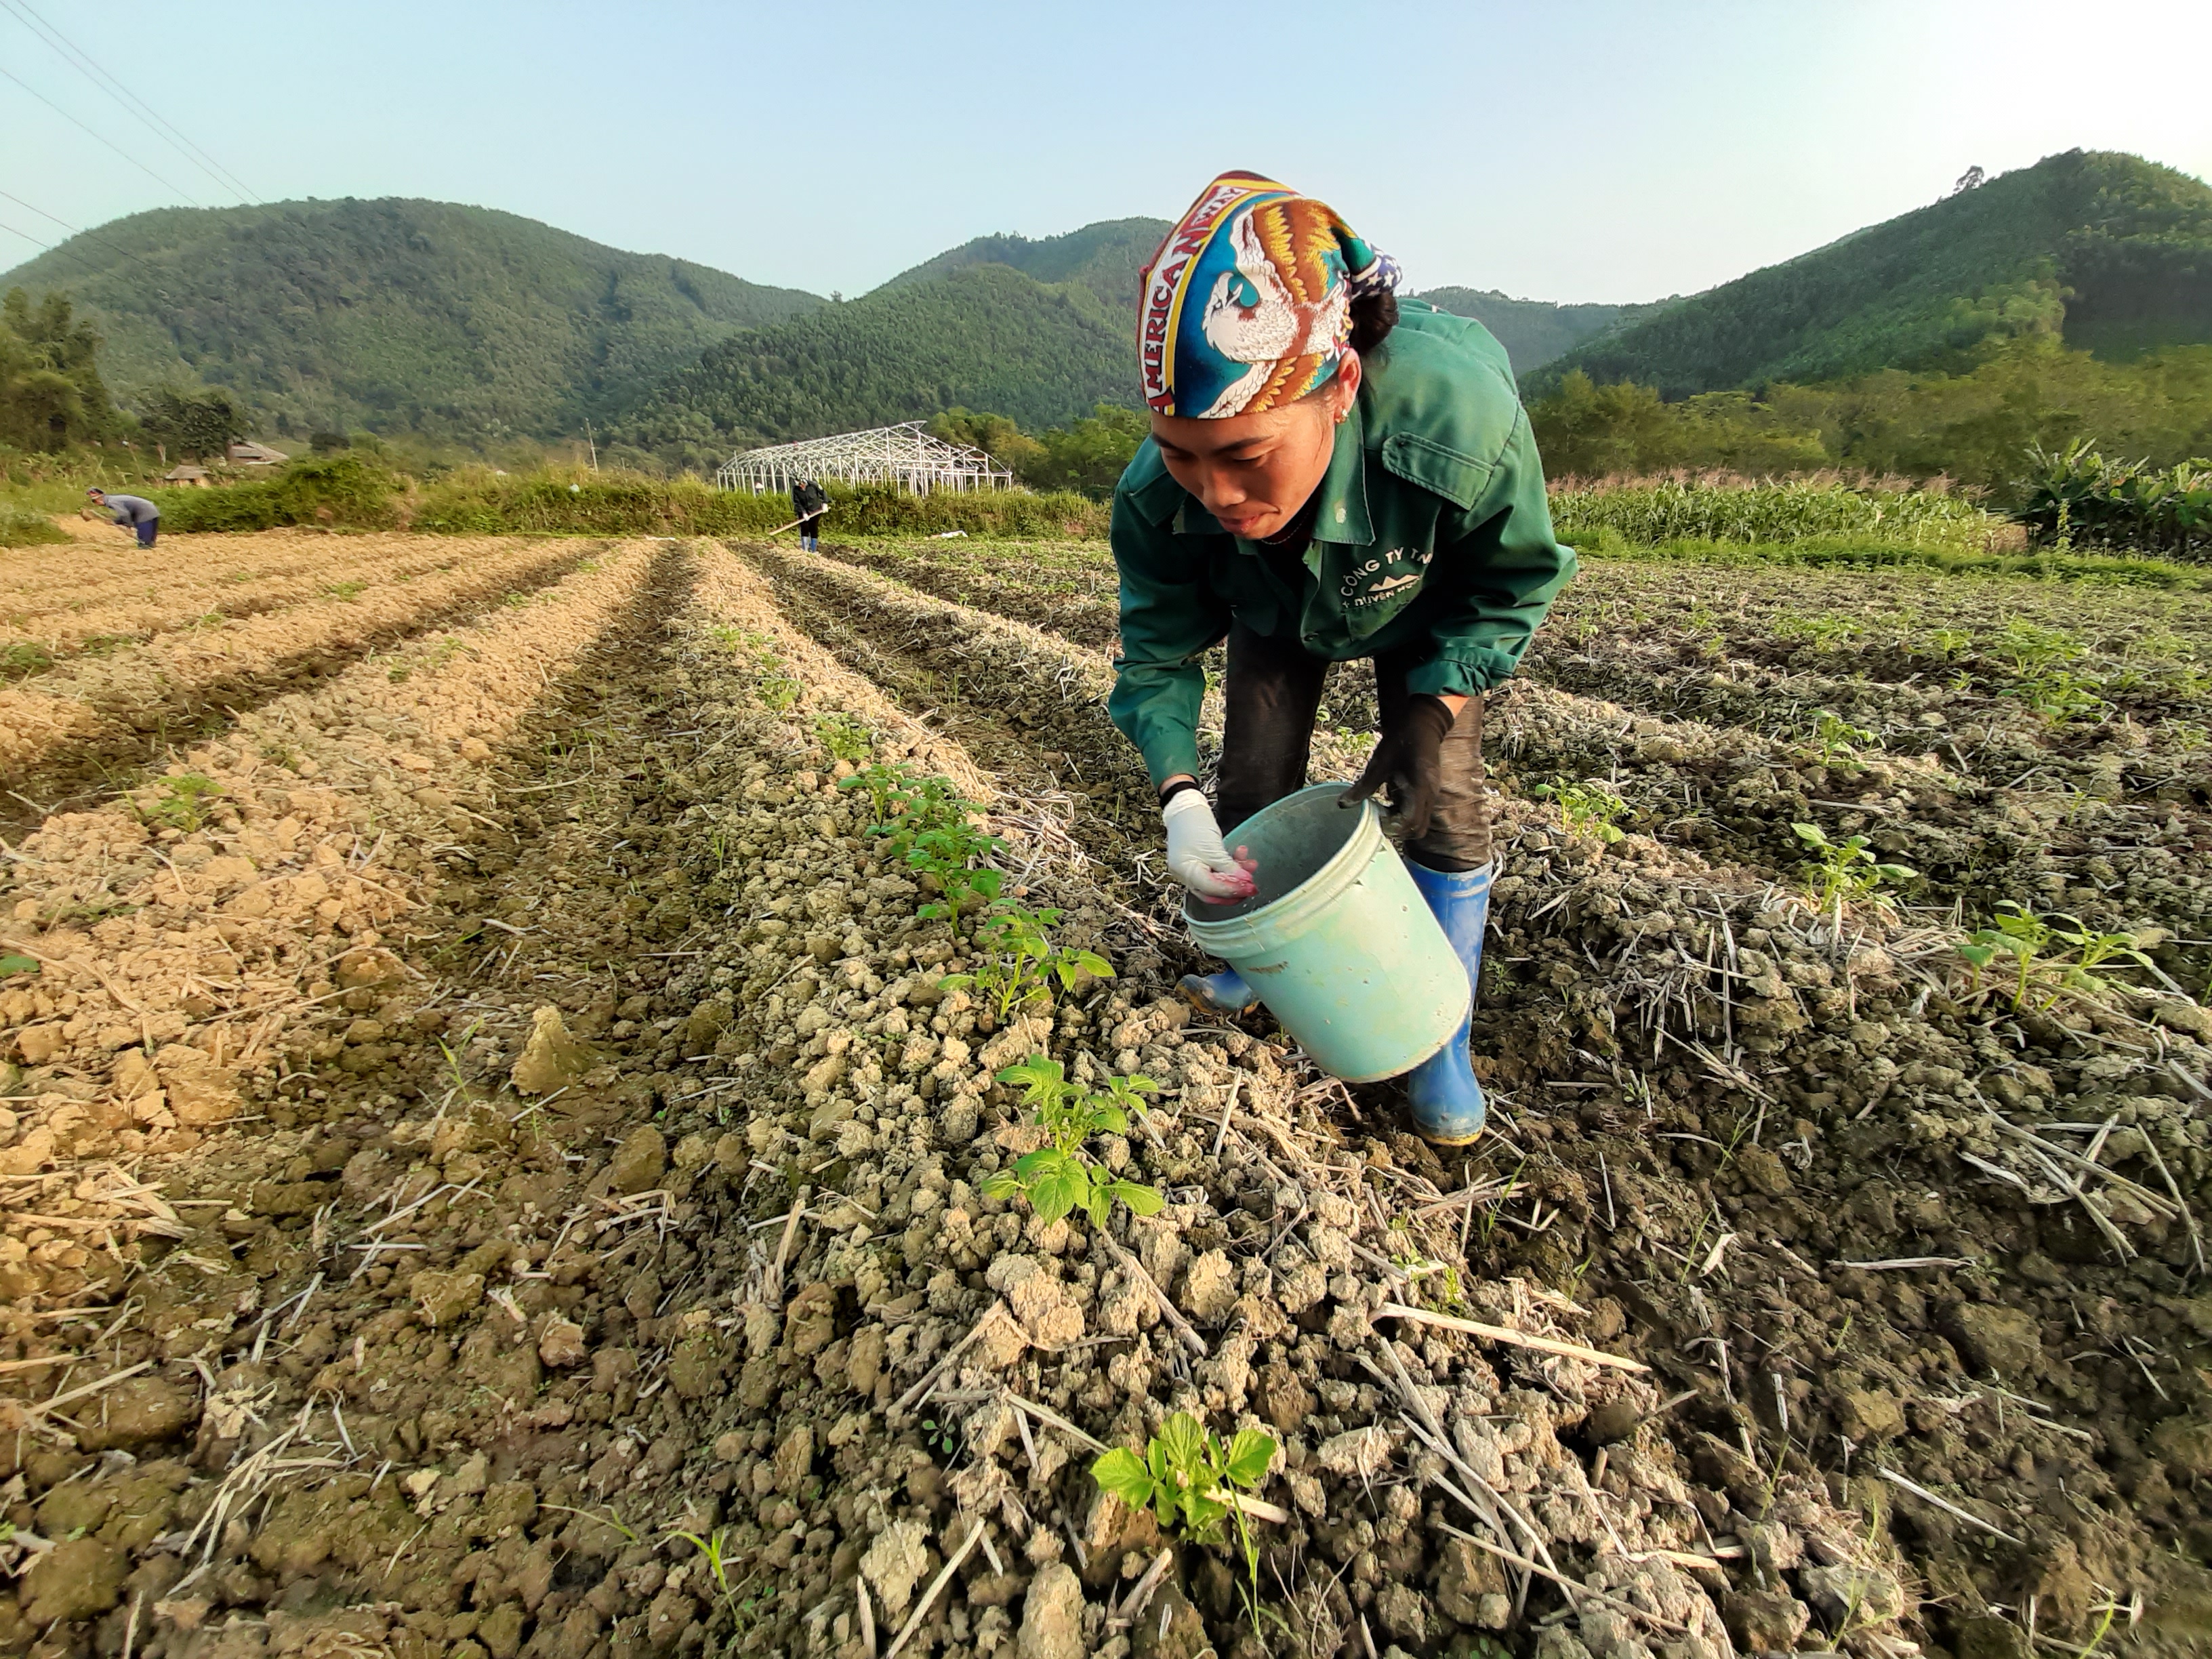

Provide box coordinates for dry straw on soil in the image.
[0,529,2203,1659]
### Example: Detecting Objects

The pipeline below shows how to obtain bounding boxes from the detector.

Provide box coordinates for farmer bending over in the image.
[87,487,161,548]
[1109,172,1575,1146]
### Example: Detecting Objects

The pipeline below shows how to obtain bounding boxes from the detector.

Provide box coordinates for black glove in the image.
[1338,694,1455,842]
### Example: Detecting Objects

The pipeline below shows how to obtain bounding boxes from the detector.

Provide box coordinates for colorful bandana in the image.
[1138,171,1401,419]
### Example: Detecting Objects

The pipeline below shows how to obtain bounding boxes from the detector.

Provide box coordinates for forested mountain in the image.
[0,198,823,441]
[611,265,1135,470]
[881,219,1171,312]
[1413,289,1666,375]
[1530,150,2212,397]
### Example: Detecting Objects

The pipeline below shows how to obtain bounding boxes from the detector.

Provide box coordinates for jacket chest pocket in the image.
[1324,539,1436,640]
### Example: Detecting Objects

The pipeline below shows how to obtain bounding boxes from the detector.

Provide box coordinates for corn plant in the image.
[1534,779,1628,844]
[981,1054,1162,1227]
[1091,1413,1277,1635]
[1791,823,1915,914]
[939,903,1113,1024]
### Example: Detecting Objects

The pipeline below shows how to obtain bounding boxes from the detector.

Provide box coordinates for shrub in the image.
[152,453,403,532]
[0,502,68,548]
[2014,438,2211,559]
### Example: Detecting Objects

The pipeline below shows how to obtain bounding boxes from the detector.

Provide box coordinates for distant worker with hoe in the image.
[86,487,161,548]
[790,477,828,552]
[1109,172,1575,1146]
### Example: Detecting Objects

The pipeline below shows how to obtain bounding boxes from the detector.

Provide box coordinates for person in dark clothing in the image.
[87,488,161,548]
[790,479,828,552]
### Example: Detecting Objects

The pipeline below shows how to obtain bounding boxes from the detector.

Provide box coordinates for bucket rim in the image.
[1183,782,1382,949]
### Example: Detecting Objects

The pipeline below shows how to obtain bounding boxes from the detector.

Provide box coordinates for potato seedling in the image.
[1807,709,1878,769]
[980,1054,1162,1227]
[144,773,224,832]
[938,901,1113,1025]
[813,712,873,762]
[1091,1412,1278,1634]
[1791,822,1915,915]
[1957,902,2158,1010]
[1535,778,1629,843]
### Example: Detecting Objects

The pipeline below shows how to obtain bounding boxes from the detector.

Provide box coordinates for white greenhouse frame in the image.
[714,422,1015,495]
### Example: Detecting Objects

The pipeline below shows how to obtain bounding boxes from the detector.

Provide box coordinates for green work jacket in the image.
[1107,300,1576,787]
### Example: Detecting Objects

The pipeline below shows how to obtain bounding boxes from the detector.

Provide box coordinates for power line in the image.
[0,186,163,277]
[0,0,258,205]
[0,60,203,207]
[0,216,131,287]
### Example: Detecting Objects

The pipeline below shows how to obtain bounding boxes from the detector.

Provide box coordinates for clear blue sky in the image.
[5,0,2208,304]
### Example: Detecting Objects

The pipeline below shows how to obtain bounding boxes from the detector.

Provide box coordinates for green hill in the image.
[0,198,823,441]
[612,264,1136,470]
[1414,288,1666,375]
[1530,150,2212,398]
[881,218,1171,312]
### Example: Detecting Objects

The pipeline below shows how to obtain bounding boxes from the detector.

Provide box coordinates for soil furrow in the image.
[2,533,510,657]
[0,540,596,835]
[0,531,2207,1658]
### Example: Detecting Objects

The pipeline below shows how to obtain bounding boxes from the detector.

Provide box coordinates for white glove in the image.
[1162,789,1256,901]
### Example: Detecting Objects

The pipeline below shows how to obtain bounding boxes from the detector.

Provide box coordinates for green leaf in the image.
[1027,1159,1087,1226]
[1074,951,1115,977]
[1091,1106,1129,1136]
[979,1171,1022,1202]
[937,973,974,992]
[0,955,37,978]
[1090,1448,1156,1510]
[1790,823,1826,846]
[1223,1428,1277,1488]
[1113,1181,1166,1217]
[1956,943,1998,970]
[998,1054,1065,1092]
[1156,1413,1207,1477]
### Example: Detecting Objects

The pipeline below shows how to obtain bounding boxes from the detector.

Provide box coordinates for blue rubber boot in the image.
[1401,861,1493,1145]
[1178,966,1261,1017]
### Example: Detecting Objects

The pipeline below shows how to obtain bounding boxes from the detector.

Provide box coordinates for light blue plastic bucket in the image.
[1183,784,1469,1082]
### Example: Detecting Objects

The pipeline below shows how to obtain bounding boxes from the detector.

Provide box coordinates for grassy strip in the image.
[1578,531,2212,591]
[1551,476,1999,552]
[0,504,69,549]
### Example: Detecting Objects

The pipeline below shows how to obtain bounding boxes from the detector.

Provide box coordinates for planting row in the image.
[756,540,2212,1654]
[1,532,520,668]
[0,537,589,819]
[0,530,2203,1657]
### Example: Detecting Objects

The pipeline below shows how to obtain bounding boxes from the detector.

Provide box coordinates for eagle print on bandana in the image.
[1139,171,1397,420]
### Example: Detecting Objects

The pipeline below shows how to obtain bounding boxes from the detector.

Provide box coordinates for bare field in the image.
[0,529,2203,1659]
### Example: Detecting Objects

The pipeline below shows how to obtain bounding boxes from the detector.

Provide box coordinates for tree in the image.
[140,385,248,462]
[1950,165,1986,197]
[0,287,118,451]
[1026,404,1149,497]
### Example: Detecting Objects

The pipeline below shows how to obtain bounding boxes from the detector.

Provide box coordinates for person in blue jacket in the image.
[1108,172,1576,1145]
[87,488,161,548]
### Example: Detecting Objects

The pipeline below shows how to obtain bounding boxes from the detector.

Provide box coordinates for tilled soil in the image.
[1,537,591,833]
[0,533,2205,1659]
